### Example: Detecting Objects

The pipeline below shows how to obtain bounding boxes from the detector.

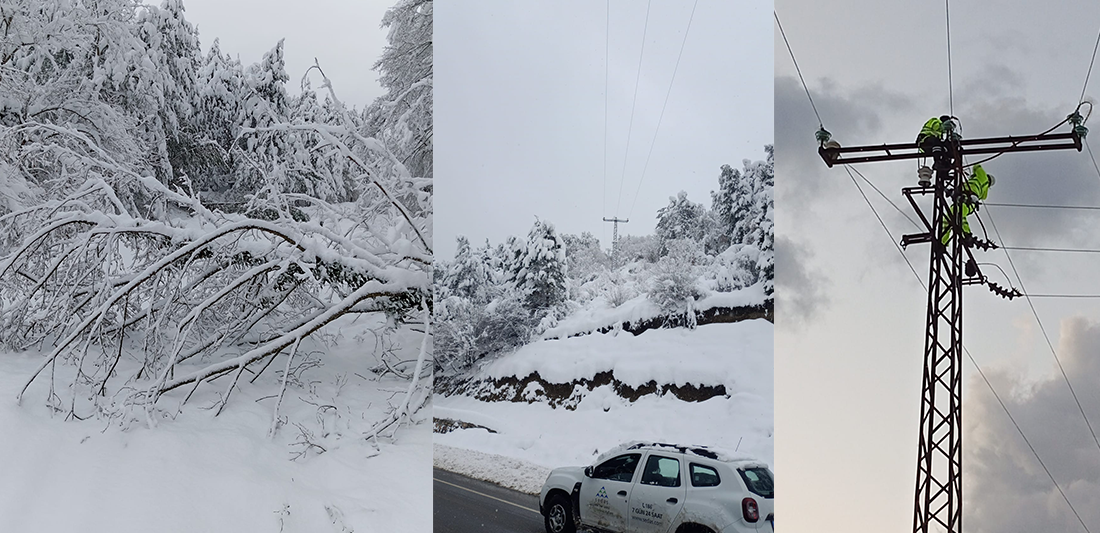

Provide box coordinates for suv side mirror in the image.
[584,466,593,478]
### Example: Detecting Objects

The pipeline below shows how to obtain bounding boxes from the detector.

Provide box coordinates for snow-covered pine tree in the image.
[234,40,292,198]
[712,164,744,243]
[656,190,706,245]
[137,0,202,190]
[367,0,433,180]
[710,145,774,294]
[756,145,774,294]
[191,38,243,195]
[562,232,609,282]
[518,219,567,311]
[447,235,492,299]
[501,235,526,287]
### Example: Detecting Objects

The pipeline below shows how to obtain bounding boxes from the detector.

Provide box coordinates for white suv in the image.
[539,442,774,533]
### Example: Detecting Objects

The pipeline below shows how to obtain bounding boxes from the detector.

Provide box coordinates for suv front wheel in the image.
[544,494,576,533]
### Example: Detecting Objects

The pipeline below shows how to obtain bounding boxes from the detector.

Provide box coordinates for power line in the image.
[626,0,698,221]
[986,209,1100,478]
[774,11,822,126]
[1001,245,1100,254]
[1080,19,1100,104]
[614,0,653,216]
[845,167,924,285]
[945,0,954,116]
[602,0,610,222]
[850,165,921,231]
[986,202,1100,211]
[963,345,1093,533]
[1026,293,1100,299]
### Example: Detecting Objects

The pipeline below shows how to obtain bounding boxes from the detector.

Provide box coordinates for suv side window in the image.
[689,463,721,487]
[592,454,642,482]
[738,467,774,498]
[640,455,681,487]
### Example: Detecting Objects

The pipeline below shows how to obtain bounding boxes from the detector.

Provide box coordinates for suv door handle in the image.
[617,490,628,497]
[666,498,678,504]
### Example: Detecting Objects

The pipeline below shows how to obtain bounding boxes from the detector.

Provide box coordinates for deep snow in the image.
[434,320,774,490]
[0,316,431,533]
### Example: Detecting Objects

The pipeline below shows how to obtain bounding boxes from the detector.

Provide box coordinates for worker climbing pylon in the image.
[915,115,961,187]
[916,116,947,153]
[940,163,995,251]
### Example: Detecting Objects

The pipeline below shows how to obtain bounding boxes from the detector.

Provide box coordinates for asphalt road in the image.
[433,468,545,533]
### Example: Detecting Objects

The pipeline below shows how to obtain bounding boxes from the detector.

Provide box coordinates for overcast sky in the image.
[178,0,389,109]
[434,0,772,260]
[776,1,1100,532]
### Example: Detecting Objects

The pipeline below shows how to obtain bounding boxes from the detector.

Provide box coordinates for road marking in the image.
[433,477,540,514]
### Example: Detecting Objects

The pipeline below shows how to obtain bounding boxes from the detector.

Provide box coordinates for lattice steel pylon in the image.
[911,142,965,533]
[818,120,1084,533]
[603,216,628,259]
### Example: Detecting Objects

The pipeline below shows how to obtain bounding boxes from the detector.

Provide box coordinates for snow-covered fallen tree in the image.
[0,0,434,439]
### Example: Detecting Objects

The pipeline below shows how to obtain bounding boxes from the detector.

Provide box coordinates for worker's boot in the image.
[965,258,977,277]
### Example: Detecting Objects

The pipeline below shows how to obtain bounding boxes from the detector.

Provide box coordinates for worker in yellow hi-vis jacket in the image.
[941,163,995,245]
[917,116,945,153]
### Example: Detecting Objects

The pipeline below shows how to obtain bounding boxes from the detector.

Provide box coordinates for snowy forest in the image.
[0,0,432,441]
[434,145,773,372]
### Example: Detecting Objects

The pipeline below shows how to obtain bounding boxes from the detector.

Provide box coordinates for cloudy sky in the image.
[179,0,389,108]
[434,0,772,259]
[776,1,1100,532]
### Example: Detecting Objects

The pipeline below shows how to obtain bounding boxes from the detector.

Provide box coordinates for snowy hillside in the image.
[434,320,774,493]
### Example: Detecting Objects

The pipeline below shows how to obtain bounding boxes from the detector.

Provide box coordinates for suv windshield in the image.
[592,454,641,482]
[738,467,773,498]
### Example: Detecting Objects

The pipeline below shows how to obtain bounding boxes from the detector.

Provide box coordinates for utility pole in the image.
[603,216,629,259]
[818,114,1087,533]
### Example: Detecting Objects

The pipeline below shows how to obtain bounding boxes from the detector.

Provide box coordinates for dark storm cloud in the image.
[967,317,1100,533]
[953,92,1100,257]
[774,235,829,325]
[774,75,915,215]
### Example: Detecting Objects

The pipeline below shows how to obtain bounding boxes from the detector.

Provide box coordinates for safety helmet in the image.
[988,174,996,186]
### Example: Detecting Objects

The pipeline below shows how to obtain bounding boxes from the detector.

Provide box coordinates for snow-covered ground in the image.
[434,320,773,492]
[0,316,431,533]
[491,318,772,392]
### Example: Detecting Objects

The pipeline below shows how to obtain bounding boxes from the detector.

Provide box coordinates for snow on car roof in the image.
[595,441,767,468]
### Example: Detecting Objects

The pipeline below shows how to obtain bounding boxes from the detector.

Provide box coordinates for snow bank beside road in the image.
[436,320,774,479]
[435,390,772,475]
[434,444,551,495]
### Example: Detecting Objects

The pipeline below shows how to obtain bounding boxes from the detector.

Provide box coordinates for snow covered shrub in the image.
[562,232,609,283]
[605,282,637,308]
[433,286,536,371]
[706,243,760,292]
[647,239,703,323]
[616,234,661,264]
